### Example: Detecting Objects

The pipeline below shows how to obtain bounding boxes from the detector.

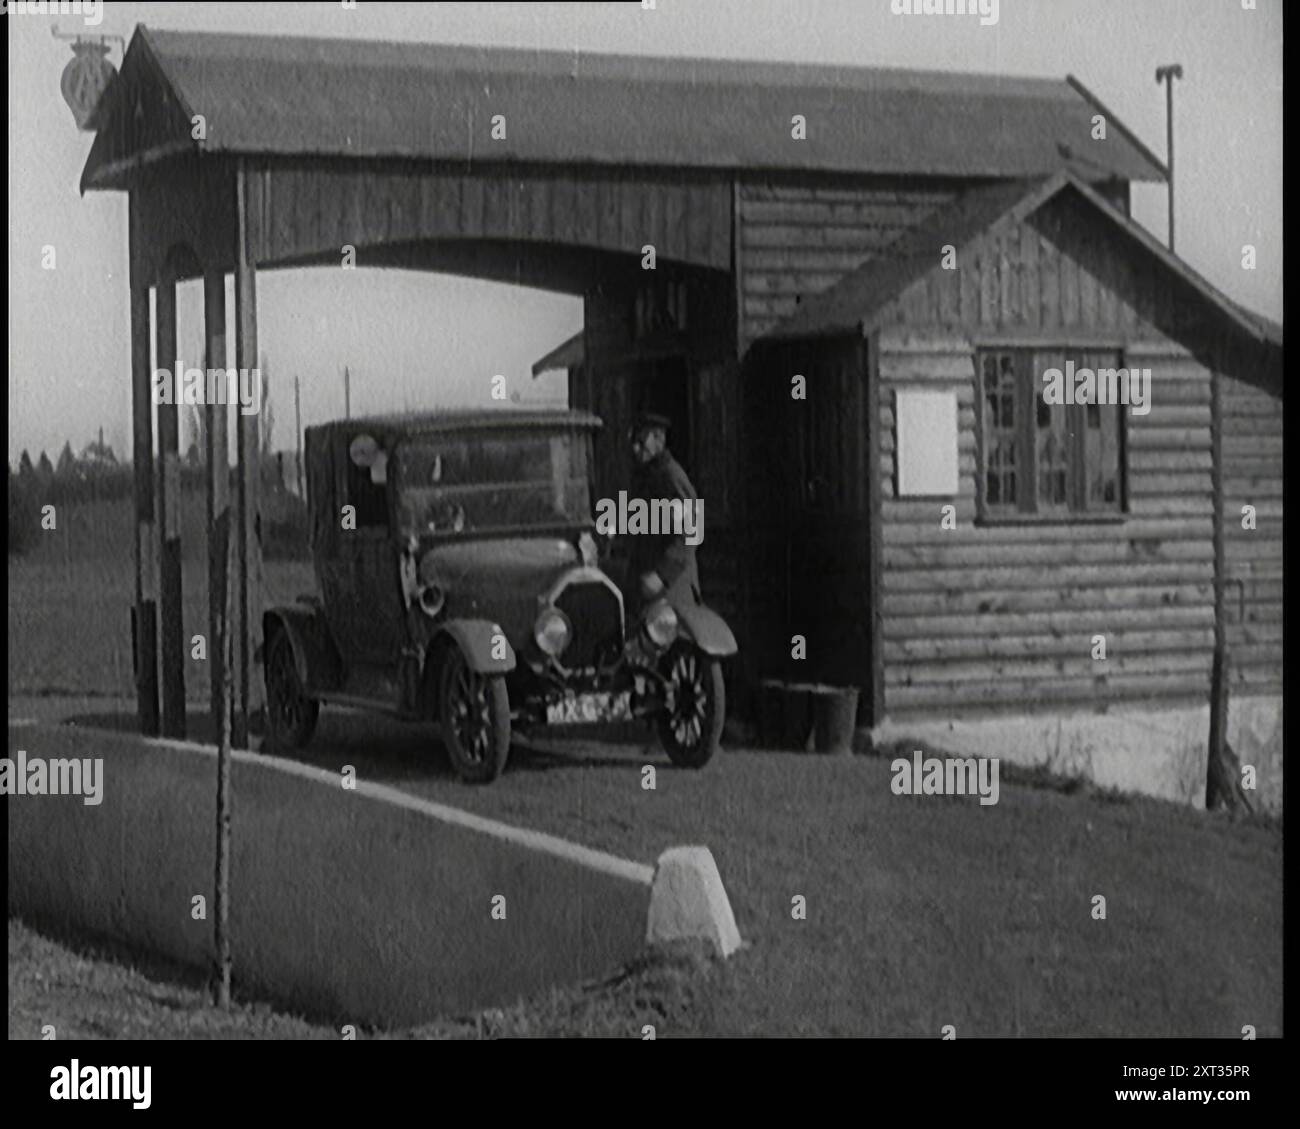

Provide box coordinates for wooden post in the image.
[205,270,230,738]
[233,163,263,748]
[204,266,233,1006]
[129,280,159,736]
[294,373,304,497]
[864,330,885,728]
[154,277,186,738]
[1206,341,1229,809]
[214,523,236,1006]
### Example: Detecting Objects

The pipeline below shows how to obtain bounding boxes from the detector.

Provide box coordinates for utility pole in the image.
[343,364,352,419]
[294,373,303,496]
[1155,64,1183,252]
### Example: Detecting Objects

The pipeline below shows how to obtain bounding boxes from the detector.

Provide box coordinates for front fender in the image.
[263,604,343,693]
[673,602,738,657]
[434,618,517,674]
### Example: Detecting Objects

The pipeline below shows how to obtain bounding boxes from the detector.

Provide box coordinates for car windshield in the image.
[394,429,592,536]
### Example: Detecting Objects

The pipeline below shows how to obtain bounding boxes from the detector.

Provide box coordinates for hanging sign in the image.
[61,40,116,130]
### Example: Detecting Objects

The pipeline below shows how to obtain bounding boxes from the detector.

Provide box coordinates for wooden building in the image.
[750,174,1282,752]
[82,28,1280,802]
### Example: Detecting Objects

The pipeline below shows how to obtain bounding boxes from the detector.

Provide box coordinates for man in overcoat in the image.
[626,411,701,608]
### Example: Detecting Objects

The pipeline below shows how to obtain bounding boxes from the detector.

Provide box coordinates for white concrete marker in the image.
[646,846,742,958]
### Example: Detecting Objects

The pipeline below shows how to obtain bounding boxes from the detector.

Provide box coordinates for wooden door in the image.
[779,337,872,690]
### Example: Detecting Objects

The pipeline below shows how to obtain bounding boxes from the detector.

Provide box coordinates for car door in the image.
[329,433,409,667]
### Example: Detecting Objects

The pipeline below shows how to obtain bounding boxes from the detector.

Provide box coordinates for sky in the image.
[6,0,1284,463]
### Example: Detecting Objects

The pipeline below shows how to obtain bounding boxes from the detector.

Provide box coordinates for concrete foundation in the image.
[872,695,1283,811]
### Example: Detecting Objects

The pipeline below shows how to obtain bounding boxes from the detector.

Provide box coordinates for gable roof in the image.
[763,170,1282,352]
[81,25,1167,191]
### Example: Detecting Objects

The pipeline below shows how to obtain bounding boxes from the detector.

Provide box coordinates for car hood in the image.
[419,536,584,641]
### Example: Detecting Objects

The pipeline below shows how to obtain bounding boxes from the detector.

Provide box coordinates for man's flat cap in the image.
[632,411,673,433]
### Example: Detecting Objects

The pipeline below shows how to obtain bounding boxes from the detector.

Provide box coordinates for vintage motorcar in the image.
[262,410,738,783]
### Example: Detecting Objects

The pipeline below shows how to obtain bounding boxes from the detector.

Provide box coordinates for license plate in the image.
[546,690,631,725]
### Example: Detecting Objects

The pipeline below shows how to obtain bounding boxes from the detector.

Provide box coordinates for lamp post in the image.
[1154,64,1184,252]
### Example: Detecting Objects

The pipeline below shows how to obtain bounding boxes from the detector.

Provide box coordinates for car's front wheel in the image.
[438,647,511,783]
[264,629,319,751]
[656,642,724,769]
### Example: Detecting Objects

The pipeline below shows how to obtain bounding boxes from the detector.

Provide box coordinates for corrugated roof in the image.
[82,25,1167,189]
[764,171,1283,352]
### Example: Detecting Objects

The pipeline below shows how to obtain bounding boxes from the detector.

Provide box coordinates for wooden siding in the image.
[1221,373,1284,695]
[873,308,1216,712]
[736,179,960,346]
[864,191,1283,720]
[251,161,732,273]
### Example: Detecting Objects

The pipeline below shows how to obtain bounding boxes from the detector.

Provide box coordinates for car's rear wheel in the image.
[438,647,511,783]
[656,643,724,769]
[264,629,319,751]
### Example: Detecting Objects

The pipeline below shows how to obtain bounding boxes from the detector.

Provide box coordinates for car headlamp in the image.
[418,583,445,618]
[534,607,572,657]
[642,599,678,649]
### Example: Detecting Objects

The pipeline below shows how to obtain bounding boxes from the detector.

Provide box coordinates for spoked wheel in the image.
[438,647,511,783]
[656,642,725,769]
[264,630,319,751]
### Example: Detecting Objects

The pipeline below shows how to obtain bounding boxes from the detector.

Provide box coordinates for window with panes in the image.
[976,348,1125,519]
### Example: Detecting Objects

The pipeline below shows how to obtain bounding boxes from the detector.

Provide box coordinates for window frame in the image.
[973,345,1129,526]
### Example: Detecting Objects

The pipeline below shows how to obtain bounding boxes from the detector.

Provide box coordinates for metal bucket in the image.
[812,686,859,755]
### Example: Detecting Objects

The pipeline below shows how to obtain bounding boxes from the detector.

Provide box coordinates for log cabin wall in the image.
[736,176,967,348]
[874,192,1237,719]
[1220,372,1284,697]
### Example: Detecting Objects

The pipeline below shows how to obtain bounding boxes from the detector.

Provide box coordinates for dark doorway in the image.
[747,336,874,717]
[633,354,692,475]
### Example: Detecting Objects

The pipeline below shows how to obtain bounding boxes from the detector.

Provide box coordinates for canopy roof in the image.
[82,25,1168,191]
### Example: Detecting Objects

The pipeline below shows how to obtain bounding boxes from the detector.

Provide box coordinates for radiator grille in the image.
[554,581,622,670]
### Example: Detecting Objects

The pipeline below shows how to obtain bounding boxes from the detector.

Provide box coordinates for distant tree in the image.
[8,467,38,555]
[18,450,34,477]
[80,427,118,467]
[36,451,54,479]
[56,440,77,478]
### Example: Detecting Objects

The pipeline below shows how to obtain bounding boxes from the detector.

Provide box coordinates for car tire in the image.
[656,643,724,769]
[264,629,320,751]
[438,646,511,783]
